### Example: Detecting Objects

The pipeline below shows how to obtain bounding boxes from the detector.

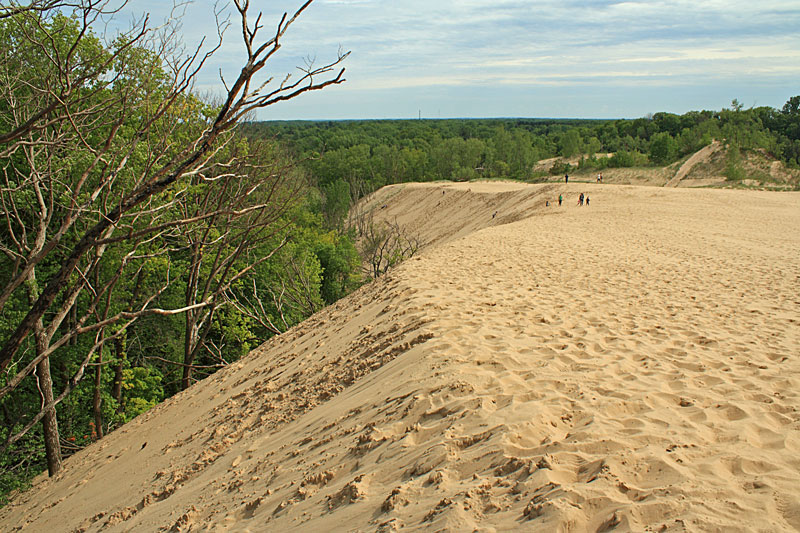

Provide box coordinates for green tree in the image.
[559,129,581,158]
[1,0,347,483]
[649,132,678,164]
[314,234,361,304]
[322,179,352,231]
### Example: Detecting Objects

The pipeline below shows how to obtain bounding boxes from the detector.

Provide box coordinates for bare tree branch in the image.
[0,0,349,371]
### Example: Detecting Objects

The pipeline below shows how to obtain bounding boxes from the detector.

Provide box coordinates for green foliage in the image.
[0,427,43,506]
[608,150,649,168]
[321,180,352,231]
[652,112,682,136]
[121,367,164,421]
[578,154,610,171]
[314,233,361,304]
[251,97,800,192]
[431,137,485,180]
[549,160,573,175]
[584,136,603,156]
[649,132,678,165]
[452,165,478,182]
[241,99,794,195]
[724,144,746,181]
[488,127,538,179]
[559,129,582,158]
[776,96,800,166]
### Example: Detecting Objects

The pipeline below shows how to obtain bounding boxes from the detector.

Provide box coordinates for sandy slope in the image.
[665,141,723,187]
[2,183,799,532]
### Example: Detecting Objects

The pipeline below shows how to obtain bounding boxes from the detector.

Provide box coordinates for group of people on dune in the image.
[557,174,594,207]
[549,192,589,207]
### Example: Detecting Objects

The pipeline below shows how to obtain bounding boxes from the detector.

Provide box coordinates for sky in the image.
[109,0,800,120]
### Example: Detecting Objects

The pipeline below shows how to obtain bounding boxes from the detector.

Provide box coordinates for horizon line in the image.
[249,116,627,123]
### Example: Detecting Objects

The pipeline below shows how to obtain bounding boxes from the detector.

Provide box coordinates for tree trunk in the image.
[111,335,126,414]
[181,309,197,391]
[27,272,63,477]
[36,352,62,476]
[181,305,216,391]
[181,242,202,391]
[112,271,139,412]
[92,348,104,440]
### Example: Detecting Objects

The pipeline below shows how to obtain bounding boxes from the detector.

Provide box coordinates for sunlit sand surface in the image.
[2,182,799,532]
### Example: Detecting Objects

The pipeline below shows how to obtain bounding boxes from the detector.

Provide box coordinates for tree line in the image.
[244,96,800,217]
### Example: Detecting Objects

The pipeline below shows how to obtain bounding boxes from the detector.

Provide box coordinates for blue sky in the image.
[113,0,800,120]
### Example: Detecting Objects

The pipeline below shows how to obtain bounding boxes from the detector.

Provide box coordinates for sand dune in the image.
[665,140,723,187]
[2,182,799,532]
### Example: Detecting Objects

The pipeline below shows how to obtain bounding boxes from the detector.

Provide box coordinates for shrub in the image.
[549,161,573,175]
[608,150,648,168]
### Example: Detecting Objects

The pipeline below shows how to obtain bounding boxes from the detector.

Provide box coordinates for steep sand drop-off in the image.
[2,182,799,532]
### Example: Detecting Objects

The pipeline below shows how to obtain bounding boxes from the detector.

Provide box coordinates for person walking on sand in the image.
[586,196,590,206]
[578,192,584,206]
[565,174,569,184]
[558,194,563,206]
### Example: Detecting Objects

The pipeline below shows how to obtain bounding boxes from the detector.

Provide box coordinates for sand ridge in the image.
[1,182,799,532]
[665,141,723,187]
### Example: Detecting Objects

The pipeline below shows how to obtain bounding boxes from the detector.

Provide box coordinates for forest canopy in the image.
[243,98,800,196]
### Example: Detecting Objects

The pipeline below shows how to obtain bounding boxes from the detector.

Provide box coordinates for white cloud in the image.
[105,0,800,118]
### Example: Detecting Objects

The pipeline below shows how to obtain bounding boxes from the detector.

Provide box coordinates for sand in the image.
[2,182,799,532]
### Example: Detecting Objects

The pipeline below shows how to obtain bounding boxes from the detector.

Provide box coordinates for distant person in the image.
[546,200,550,207]
[565,174,569,184]
[578,192,584,206]
[558,194,563,206]
[597,173,602,183]
[586,196,590,206]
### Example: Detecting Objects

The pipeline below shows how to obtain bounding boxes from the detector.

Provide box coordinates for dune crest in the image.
[2,182,799,532]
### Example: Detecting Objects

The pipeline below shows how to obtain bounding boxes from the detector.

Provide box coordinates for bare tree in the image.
[224,246,323,340]
[173,141,307,389]
[0,0,348,476]
[355,212,422,279]
[0,1,72,20]
[346,186,423,279]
